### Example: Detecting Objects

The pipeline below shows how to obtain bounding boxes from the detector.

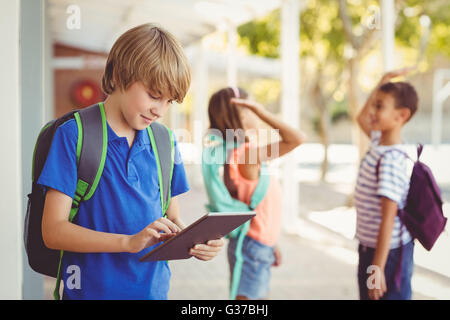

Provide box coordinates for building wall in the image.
[53,43,107,117]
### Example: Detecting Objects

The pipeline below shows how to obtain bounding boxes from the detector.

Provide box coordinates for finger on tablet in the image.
[159,233,177,241]
[206,238,224,247]
[152,221,172,234]
[159,218,181,233]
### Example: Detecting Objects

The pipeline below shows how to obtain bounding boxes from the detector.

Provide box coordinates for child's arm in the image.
[232,98,305,162]
[369,196,398,300]
[42,188,180,253]
[273,244,282,267]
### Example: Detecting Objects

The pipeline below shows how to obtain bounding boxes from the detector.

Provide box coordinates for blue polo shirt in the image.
[37,118,189,299]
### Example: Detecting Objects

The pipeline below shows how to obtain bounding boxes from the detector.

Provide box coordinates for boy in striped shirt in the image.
[355,67,418,300]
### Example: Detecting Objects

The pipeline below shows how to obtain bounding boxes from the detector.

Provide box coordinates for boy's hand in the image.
[189,238,225,261]
[126,217,181,253]
[368,271,387,300]
[379,66,416,86]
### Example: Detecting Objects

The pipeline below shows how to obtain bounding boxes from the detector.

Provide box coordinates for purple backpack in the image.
[377,144,447,251]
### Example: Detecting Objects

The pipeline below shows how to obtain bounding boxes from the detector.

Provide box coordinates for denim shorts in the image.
[357,240,414,300]
[227,236,275,299]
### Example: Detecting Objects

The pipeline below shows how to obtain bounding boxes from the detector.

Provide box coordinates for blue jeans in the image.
[357,240,414,300]
[227,236,275,299]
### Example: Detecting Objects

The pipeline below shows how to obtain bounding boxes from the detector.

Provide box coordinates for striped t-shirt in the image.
[354,131,412,249]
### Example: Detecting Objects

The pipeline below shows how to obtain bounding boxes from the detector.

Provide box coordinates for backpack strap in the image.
[375,148,411,182]
[229,219,250,300]
[74,102,108,203]
[54,102,108,300]
[229,163,270,300]
[417,144,423,158]
[249,164,270,210]
[147,122,175,217]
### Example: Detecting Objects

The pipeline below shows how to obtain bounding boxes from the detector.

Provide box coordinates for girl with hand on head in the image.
[205,87,306,300]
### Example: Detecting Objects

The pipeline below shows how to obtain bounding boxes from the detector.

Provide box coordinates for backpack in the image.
[201,132,270,299]
[376,144,447,251]
[24,102,175,299]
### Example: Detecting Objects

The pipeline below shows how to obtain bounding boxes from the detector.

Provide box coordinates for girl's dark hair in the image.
[379,81,418,120]
[207,87,249,141]
[208,87,249,200]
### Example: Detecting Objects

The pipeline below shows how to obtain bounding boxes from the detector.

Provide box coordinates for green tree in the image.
[396,0,450,61]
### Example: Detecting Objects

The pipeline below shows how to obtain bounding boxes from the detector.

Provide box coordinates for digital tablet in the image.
[139,211,256,262]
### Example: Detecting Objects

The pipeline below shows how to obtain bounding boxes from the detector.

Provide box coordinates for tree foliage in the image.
[396,0,450,59]
[238,0,450,67]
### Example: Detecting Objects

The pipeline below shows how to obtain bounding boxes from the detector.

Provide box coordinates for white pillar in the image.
[432,70,450,146]
[381,0,395,71]
[44,0,54,123]
[191,43,209,187]
[281,0,300,232]
[21,0,47,299]
[0,0,23,299]
[227,25,237,87]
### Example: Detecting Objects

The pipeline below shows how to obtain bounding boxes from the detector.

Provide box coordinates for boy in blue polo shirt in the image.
[38,23,224,300]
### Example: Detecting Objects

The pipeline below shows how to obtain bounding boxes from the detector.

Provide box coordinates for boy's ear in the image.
[398,107,411,123]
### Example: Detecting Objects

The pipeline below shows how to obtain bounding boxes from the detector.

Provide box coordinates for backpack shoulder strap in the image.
[73,102,108,206]
[249,164,270,210]
[416,144,424,160]
[147,122,175,216]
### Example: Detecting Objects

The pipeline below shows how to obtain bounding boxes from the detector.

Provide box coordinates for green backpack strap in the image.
[54,102,108,300]
[249,164,270,210]
[229,164,270,300]
[147,122,175,217]
[227,163,270,239]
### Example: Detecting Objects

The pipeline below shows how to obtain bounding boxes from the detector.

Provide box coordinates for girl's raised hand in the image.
[230,98,263,113]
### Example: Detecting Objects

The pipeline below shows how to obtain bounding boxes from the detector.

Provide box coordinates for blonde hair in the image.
[101,23,191,103]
